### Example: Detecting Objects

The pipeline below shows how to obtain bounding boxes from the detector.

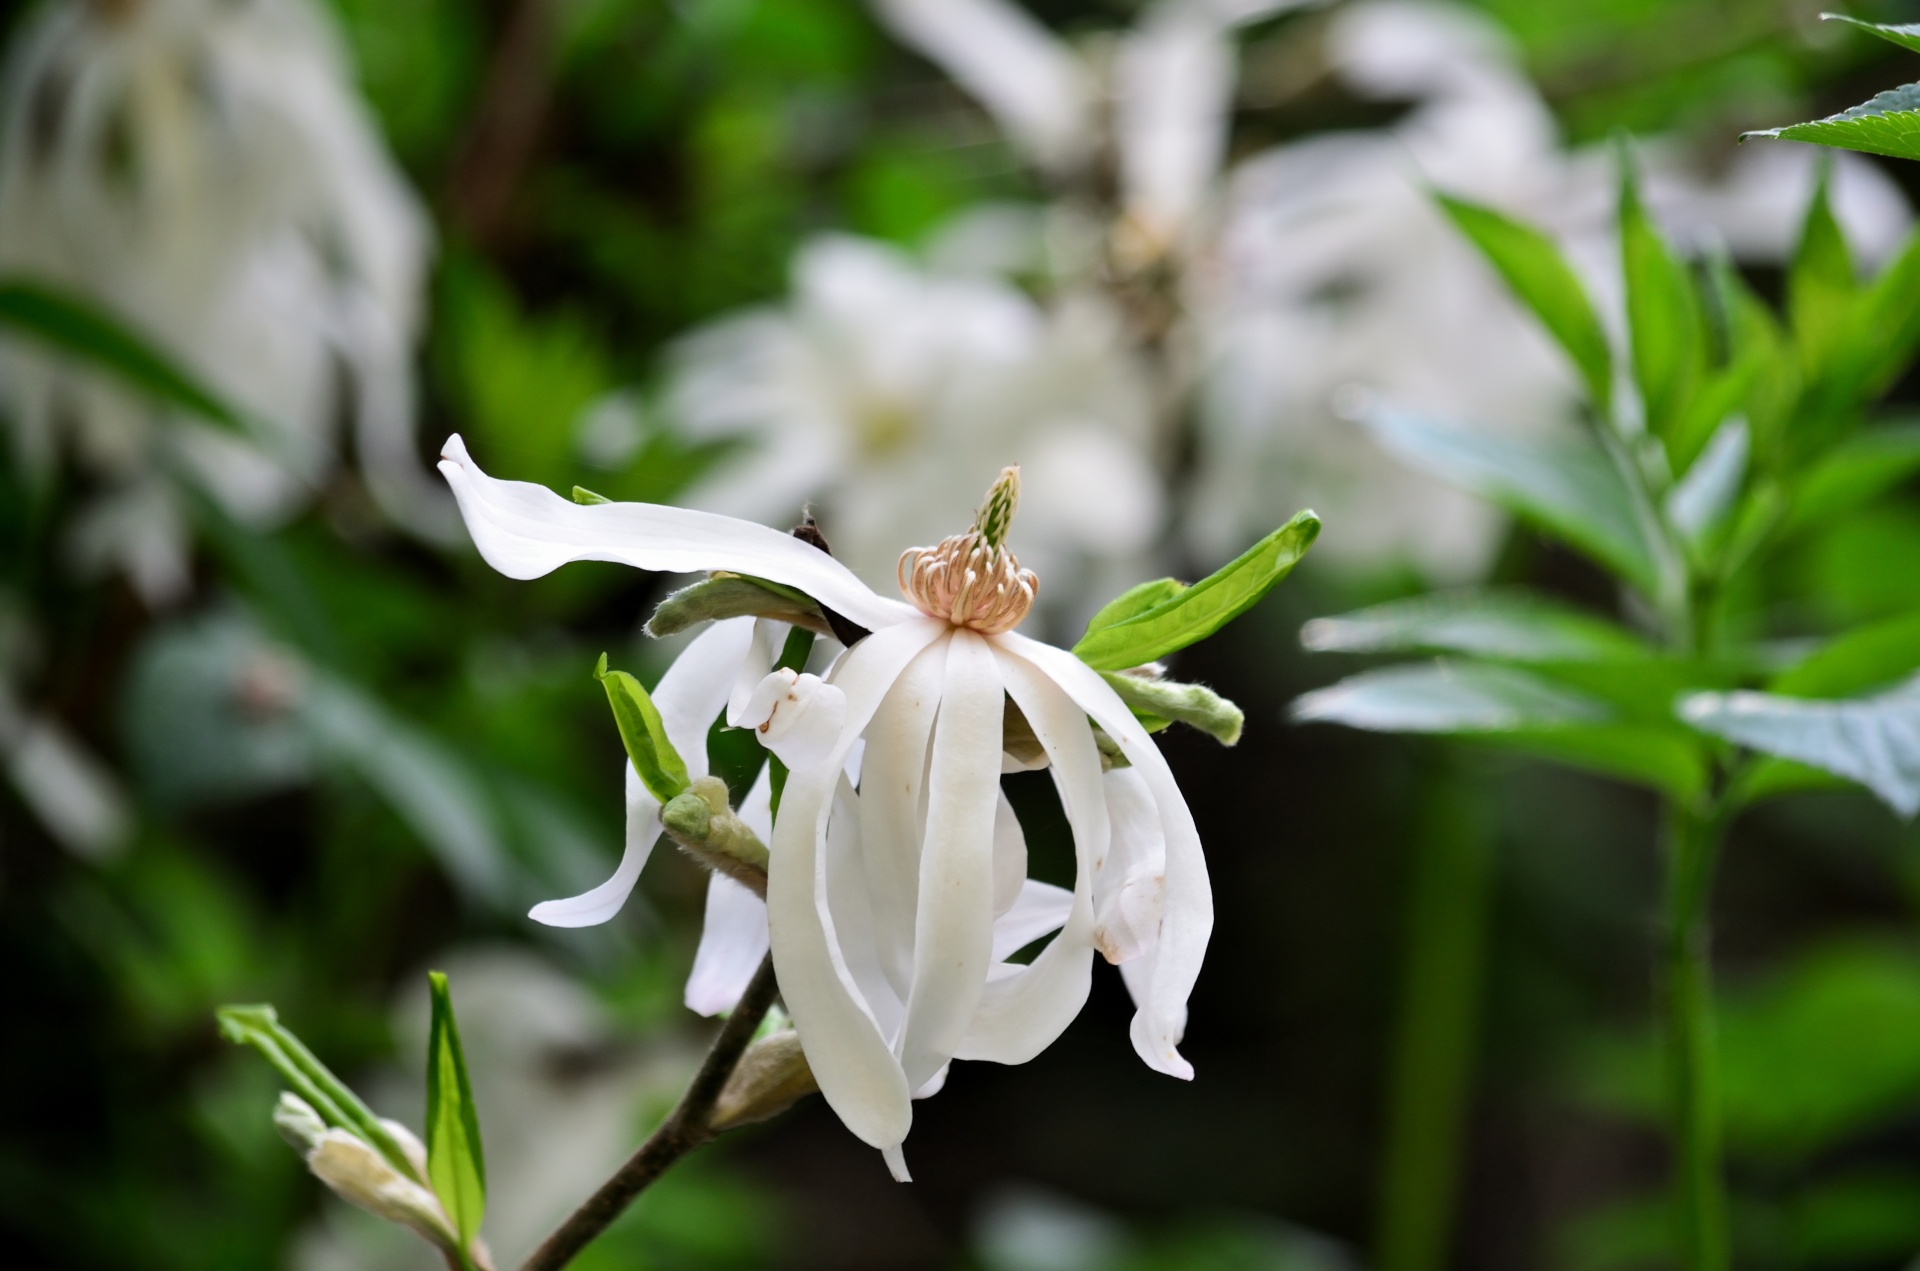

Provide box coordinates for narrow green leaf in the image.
[1743,82,1920,164]
[1078,578,1190,647]
[1769,610,1920,698]
[1805,229,1920,439]
[425,972,486,1251]
[1356,403,1661,592]
[1436,193,1612,411]
[1789,159,1857,377]
[215,1003,421,1183]
[1300,591,1650,663]
[1620,162,1707,437]
[0,282,252,436]
[1679,676,1920,816]
[1098,671,1244,745]
[1787,425,1920,529]
[1820,13,1920,54]
[1071,512,1319,671]
[595,654,691,804]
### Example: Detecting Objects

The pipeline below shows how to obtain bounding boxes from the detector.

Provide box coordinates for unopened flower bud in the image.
[307,1129,459,1251]
[663,776,769,895]
[273,1092,328,1156]
[710,1031,819,1132]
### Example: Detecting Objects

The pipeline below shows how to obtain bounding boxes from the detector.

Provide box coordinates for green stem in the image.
[1662,797,1729,1271]
[1376,770,1495,1271]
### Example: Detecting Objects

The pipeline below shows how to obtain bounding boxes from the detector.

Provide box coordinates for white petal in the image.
[914,1064,950,1099]
[740,668,849,769]
[1117,10,1235,250]
[953,645,1104,1065]
[897,630,1005,1092]
[991,879,1075,962]
[769,619,947,1149]
[529,618,753,927]
[438,435,916,632]
[822,771,905,1043]
[854,639,949,999]
[1093,767,1166,966]
[872,0,1094,172]
[997,633,1207,1080]
[992,788,1028,916]
[728,618,787,726]
[883,1144,913,1183]
[684,768,775,1015]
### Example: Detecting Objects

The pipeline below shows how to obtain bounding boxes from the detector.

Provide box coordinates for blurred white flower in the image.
[0,0,445,603]
[667,234,1162,622]
[1187,0,1912,579]
[443,442,1212,1180]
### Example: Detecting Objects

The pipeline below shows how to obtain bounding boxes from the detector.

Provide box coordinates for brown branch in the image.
[518,955,781,1271]
[444,0,564,246]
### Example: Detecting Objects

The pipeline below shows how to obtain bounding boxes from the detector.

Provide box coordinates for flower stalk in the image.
[1661,794,1729,1271]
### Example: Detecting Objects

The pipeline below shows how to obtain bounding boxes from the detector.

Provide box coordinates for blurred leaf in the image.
[1784,1169,1920,1266]
[425,972,485,1253]
[1072,512,1319,671]
[1620,163,1705,438]
[1796,502,1920,623]
[1293,662,1606,732]
[1770,610,1920,698]
[1664,415,1748,551]
[1436,193,1612,411]
[1680,677,1920,815]
[1786,424,1920,529]
[216,1004,421,1183]
[0,281,252,437]
[1356,403,1663,592]
[595,653,692,804]
[1300,591,1650,663]
[1788,160,1856,378]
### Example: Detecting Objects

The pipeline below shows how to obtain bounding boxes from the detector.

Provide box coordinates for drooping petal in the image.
[992,788,1028,917]
[896,630,1005,1093]
[738,668,849,769]
[728,619,787,726]
[822,772,904,1044]
[854,639,948,1000]
[991,879,1075,962]
[530,618,753,927]
[1093,767,1167,966]
[438,435,916,632]
[953,644,1105,1064]
[769,618,947,1149]
[685,767,774,1016]
[997,632,1208,1080]
[872,0,1095,173]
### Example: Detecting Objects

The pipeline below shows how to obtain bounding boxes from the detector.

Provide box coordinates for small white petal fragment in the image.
[740,668,849,769]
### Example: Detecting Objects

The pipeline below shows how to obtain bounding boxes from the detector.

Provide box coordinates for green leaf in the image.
[1356,403,1662,592]
[1679,676,1920,815]
[595,653,692,804]
[1436,193,1612,411]
[1664,416,1748,552]
[572,486,612,505]
[1071,512,1319,671]
[1743,82,1920,164]
[215,1003,422,1183]
[1820,13,1920,54]
[1810,230,1920,432]
[1789,159,1857,378]
[1620,162,1707,437]
[1769,610,1920,698]
[1786,424,1920,529]
[1098,671,1244,745]
[1078,577,1190,647]
[1300,591,1650,663]
[645,573,825,637]
[0,281,252,436]
[425,971,486,1252]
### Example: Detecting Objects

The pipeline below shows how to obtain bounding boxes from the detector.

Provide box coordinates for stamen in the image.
[897,466,1038,635]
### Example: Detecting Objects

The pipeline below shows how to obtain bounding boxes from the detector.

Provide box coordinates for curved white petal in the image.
[1093,767,1166,966]
[728,619,787,726]
[897,629,1004,1092]
[954,644,1105,1064]
[855,639,949,999]
[822,773,903,1043]
[1117,10,1235,250]
[684,767,775,1015]
[914,1064,950,1099]
[997,633,1208,1080]
[529,618,754,927]
[991,879,1075,962]
[769,618,947,1149]
[873,0,1094,173]
[883,1145,912,1183]
[992,788,1028,917]
[739,669,849,769]
[438,435,916,631]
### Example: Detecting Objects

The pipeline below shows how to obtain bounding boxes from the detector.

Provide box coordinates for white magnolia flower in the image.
[873,0,1312,262]
[439,437,1209,1179]
[667,234,1162,620]
[0,0,444,602]
[1188,0,1911,577]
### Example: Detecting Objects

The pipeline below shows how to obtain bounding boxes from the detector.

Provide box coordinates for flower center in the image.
[897,466,1038,635]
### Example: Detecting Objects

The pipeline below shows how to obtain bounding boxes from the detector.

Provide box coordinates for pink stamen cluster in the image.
[897,466,1037,635]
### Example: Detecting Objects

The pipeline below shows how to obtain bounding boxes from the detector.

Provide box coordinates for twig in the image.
[518,955,781,1271]
[445,0,563,245]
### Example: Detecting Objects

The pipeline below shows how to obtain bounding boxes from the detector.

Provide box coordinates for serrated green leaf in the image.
[1745,82,1920,164]
[1821,13,1920,54]
[1078,577,1189,649]
[425,971,485,1252]
[1680,676,1920,815]
[215,1003,421,1183]
[0,281,252,436]
[595,654,691,804]
[1436,193,1612,411]
[1098,671,1244,745]
[1072,512,1319,671]
[1790,159,1857,378]
[1356,403,1662,592]
[1620,163,1708,437]
[1300,591,1650,663]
